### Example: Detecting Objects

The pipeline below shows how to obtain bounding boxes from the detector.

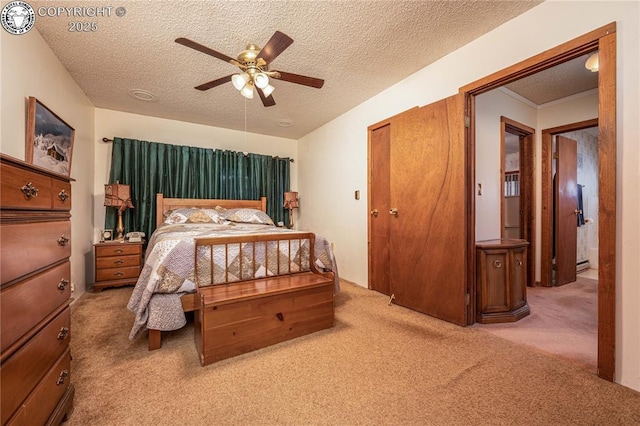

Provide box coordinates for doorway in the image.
[462,23,616,380]
[501,117,535,288]
[541,119,599,287]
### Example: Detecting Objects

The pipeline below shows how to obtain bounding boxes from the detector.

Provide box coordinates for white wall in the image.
[93,108,298,236]
[1,29,95,297]
[298,1,639,390]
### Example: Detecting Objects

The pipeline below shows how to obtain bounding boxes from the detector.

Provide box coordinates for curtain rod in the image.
[101,137,294,162]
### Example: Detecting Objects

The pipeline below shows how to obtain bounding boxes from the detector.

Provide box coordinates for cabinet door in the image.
[510,245,527,309]
[388,94,468,325]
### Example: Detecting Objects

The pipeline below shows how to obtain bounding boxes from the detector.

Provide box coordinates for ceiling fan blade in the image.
[274,71,324,89]
[257,87,276,107]
[256,31,293,64]
[195,75,233,91]
[175,37,240,66]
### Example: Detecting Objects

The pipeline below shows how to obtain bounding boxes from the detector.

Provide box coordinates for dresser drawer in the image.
[11,349,71,426]
[96,254,140,270]
[95,243,141,257]
[1,261,71,353]
[51,179,72,211]
[1,307,70,425]
[0,161,53,210]
[96,265,141,282]
[1,221,71,285]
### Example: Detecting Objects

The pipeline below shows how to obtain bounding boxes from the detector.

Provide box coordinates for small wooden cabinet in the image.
[93,241,143,291]
[476,239,530,324]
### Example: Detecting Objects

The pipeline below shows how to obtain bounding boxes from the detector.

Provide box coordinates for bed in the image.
[127,194,339,350]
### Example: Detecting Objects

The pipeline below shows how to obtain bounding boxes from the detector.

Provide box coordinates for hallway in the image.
[473,272,598,372]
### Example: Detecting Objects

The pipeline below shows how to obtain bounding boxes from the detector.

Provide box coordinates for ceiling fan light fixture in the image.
[262,84,275,97]
[232,73,250,90]
[585,52,599,72]
[254,72,269,89]
[240,82,254,99]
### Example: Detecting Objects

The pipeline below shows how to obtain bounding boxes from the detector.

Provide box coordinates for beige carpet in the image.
[67,280,640,425]
[473,276,598,372]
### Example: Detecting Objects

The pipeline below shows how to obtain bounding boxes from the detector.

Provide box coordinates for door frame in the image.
[460,23,616,381]
[540,119,599,287]
[500,116,535,289]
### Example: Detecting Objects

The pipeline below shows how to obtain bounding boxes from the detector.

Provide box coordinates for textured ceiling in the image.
[504,53,599,105]
[31,0,547,139]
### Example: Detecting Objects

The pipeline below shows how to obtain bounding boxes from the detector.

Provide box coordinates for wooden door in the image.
[388,95,467,325]
[555,135,578,286]
[368,124,391,295]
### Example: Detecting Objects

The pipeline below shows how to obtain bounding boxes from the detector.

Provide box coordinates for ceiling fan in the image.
[175,31,324,107]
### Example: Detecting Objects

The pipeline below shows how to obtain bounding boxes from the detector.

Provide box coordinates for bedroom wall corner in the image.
[1,28,96,300]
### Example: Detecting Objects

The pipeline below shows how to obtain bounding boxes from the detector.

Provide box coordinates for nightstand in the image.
[93,241,143,291]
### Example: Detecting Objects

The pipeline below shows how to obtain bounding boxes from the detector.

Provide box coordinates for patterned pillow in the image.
[221,208,275,226]
[164,208,221,224]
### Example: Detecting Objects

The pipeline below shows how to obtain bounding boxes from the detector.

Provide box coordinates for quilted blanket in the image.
[127,222,339,340]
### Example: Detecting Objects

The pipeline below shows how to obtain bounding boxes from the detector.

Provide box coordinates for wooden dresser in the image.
[0,154,75,425]
[93,241,143,291]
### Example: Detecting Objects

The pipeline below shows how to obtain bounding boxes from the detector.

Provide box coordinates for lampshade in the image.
[104,182,134,211]
[232,73,250,90]
[254,72,269,89]
[283,191,299,209]
[262,84,275,97]
[585,52,599,72]
[241,81,254,99]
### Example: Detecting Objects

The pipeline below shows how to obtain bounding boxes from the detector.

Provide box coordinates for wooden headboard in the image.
[155,194,268,227]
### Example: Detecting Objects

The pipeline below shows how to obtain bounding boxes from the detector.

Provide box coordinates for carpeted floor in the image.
[472,276,598,372]
[67,280,640,425]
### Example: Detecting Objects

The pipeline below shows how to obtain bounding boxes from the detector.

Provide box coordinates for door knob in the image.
[389,208,399,217]
[574,209,583,215]
[370,209,379,217]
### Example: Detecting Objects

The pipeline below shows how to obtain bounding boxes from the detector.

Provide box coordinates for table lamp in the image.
[283,191,299,229]
[104,181,134,241]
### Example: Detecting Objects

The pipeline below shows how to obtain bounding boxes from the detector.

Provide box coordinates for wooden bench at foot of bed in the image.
[195,271,334,366]
[193,232,334,366]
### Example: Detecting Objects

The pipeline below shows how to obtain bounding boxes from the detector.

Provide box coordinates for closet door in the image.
[388,95,467,325]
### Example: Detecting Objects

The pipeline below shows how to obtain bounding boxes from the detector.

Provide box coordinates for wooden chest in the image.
[0,154,75,425]
[195,272,334,366]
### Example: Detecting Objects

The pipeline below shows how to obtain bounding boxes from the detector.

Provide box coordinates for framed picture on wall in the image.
[25,96,75,177]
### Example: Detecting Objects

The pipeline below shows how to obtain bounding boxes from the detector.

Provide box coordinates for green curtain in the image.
[105,137,291,240]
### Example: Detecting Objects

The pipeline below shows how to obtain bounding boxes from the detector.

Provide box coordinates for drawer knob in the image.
[492,260,503,269]
[57,278,70,291]
[58,189,69,202]
[58,235,69,246]
[516,259,523,267]
[114,249,124,254]
[114,271,124,277]
[276,312,285,321]
[56,370,69,385]
[21,182,39,199]
[114,260,124,265]
[57,327,69,340]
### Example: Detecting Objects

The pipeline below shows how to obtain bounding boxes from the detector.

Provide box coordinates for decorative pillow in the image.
[221,208,275,226]
[163,208,221,224]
